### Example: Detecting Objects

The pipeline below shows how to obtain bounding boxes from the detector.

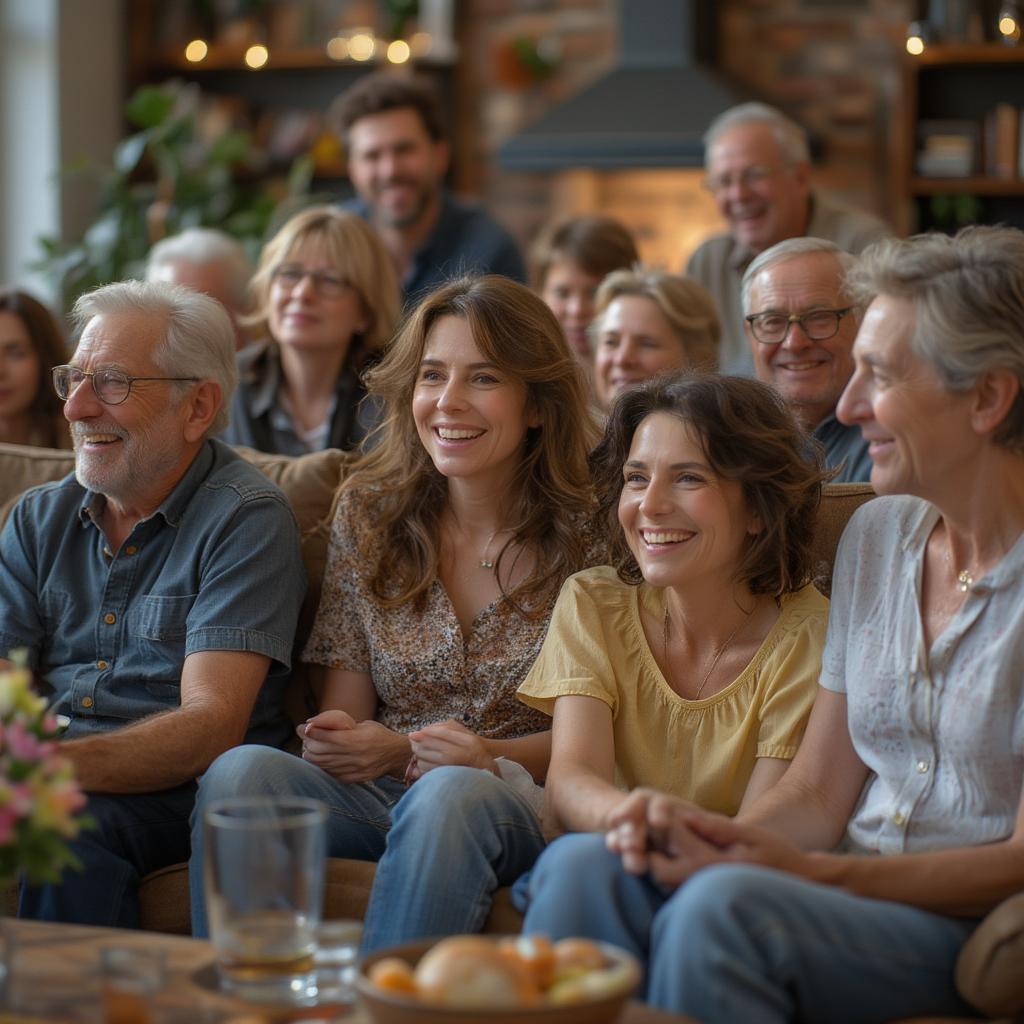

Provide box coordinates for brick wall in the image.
[457,0,914,268]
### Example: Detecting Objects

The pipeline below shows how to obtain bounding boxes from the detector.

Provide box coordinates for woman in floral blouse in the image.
[189,275,603,946]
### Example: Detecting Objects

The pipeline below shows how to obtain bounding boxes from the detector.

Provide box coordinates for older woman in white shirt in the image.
[538,225,1024,1022]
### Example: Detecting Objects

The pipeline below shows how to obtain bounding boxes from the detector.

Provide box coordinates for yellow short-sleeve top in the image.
[517,566,827,816]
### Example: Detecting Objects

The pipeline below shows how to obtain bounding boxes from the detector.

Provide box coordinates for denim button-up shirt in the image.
[0,439,306,747]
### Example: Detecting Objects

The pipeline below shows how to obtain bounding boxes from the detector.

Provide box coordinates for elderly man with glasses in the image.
[741,236,871,482]
[687,103,890,377]
[0,280,305,927]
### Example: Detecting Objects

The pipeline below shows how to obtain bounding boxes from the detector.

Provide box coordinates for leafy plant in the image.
[33,81,313,311]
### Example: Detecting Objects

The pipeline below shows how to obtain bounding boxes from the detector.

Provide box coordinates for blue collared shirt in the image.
[814,412,873,483]
[0,439,306,747]
[343,191,526,308]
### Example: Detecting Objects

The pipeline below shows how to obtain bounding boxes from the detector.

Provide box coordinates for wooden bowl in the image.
[357,937,641,1024]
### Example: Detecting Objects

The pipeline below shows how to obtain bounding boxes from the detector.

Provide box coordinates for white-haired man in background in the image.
[687,102,889,377]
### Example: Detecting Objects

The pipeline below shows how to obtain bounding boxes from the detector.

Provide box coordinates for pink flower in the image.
[5,719,53,763]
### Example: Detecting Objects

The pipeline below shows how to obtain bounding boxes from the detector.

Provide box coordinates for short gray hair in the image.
[146,228,252,310]
[742,237,858,315]
[72,280,237,435]
[704,102,810,167]
[846,226,1024,451]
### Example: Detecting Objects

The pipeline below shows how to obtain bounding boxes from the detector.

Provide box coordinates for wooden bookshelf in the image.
[896,44,1024,234]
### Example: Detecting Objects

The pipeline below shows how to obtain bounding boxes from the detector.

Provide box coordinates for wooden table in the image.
[0,919,694,1023]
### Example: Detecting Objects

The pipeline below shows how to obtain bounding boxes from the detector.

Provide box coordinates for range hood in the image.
[498,0,751,171]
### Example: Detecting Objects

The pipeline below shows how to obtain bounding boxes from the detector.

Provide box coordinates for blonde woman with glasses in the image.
[222,206,401,455]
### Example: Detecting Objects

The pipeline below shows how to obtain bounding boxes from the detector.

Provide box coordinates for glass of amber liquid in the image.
[203,796,327,1004]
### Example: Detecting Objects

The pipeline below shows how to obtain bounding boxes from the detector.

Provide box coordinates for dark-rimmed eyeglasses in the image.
[744,307,853,346]
[271,265,351,299]
[52,365,199,406]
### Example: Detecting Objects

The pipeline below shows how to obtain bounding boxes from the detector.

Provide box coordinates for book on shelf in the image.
[915,119,979,177]
[983,104,1020,179]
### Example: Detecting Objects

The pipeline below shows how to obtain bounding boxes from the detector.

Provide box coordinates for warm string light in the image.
[999,13,1020,38]
[905,19,927,55]
[326,35,349,60]
[184,39,208,63]
[191,25,436,68]
[244,44,269,69]
[387,39,411,63]
[348,33,376,61]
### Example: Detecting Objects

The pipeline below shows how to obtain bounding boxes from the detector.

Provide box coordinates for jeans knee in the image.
[197,744,297,804]
[396,765,505,827]
[531,834,617,896]
[657,863,785,947]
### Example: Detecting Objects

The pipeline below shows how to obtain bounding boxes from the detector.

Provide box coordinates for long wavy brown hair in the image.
[343,275,600,615]
[0,289,69,447]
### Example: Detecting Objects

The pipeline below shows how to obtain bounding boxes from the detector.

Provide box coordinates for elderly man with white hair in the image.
[687,102,889,377]
[0,280,305,927]
[741,236,871,482]
[147,228,253,349]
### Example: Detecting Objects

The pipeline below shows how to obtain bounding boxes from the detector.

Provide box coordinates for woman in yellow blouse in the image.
[517,372,828,949]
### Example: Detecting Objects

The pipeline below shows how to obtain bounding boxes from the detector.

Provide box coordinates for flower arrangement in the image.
[0,653,89,886]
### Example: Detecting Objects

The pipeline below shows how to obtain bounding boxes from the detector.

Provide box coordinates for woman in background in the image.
[592,268,719,411]
[531,215,638,364]
[192,275,603,950]
[223,206,400,454]
[0,288,69,449]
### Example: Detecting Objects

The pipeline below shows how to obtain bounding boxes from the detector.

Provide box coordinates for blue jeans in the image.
[18,783,196,927]
[189,746,545,951]
[522,833,981,1024]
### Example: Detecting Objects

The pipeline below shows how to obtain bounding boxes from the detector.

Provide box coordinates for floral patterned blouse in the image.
[303,487,605,740]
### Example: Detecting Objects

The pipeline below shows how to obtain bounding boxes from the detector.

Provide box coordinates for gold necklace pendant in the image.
[957,569,974,593]
[479,557,495,569]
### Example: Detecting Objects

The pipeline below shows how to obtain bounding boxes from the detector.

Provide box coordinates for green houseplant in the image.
[34,80,313,310]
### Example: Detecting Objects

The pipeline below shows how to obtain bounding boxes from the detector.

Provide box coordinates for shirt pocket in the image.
[134,593,197,643]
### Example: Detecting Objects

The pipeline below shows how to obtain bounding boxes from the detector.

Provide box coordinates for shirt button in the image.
[916,760,930,773]
[103,613,116,625]
[96,660,108,670]
[82,697,94,709]
[125,545,138,555]
[892,810,906,826]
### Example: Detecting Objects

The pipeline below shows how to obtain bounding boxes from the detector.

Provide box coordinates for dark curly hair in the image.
[591,372,828,598]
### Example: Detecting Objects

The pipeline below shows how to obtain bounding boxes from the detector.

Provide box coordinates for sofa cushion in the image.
[139,857,524,937]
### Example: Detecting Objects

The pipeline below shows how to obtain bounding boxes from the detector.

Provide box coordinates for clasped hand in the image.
[405,718,496,784]
[604,788,807,889]
[297,709,407,783]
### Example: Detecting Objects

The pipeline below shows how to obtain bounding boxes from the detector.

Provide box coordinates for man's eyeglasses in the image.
[52,365,199,406]
[744,307,854,346]
[271,265,351,299]
[703,164,780,195]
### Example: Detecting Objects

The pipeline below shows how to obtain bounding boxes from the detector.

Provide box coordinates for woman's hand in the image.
[298,714,410,783]
[407,719,497,778]
[642,808,812,890]
[604,788,699,875]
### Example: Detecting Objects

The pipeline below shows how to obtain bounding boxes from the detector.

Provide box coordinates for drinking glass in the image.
[203,796,327,1003]
[314,919,363,1006]
[100,946,165,1024]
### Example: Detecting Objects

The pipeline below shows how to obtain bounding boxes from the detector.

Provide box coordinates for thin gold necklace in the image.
[663,600,751,700]
[479,530,498,569]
